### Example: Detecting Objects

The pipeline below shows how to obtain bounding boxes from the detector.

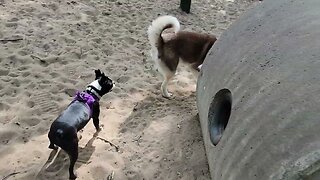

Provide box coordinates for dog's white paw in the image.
[162,92,173,99]
[94,124,104,137]
[99,124,104,130]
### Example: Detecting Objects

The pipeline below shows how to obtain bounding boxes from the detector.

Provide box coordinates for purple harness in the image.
[73,91,96,117]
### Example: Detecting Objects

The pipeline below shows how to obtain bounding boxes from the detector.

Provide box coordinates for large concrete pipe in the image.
[196,0,320,179]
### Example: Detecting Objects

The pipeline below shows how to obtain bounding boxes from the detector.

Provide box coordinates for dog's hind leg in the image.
[61,128,79,180]
[154,51,178,98]
[157,61,175,98]
[161,72,174,98]
[48,131,58,150]
[66,138,78,180]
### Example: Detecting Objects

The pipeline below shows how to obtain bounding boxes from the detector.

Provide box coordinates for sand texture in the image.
[0,0,258,179]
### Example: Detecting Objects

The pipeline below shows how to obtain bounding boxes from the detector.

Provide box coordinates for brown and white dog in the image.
[148,15,217,98]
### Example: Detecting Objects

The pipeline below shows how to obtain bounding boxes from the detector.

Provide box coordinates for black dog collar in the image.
[86,85,101,100]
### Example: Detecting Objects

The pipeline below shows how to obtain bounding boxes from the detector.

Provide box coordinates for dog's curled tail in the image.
[147,15,180,49]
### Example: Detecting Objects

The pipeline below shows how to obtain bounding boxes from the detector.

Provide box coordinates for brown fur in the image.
[159,31,217,72]
[149,15,217,98]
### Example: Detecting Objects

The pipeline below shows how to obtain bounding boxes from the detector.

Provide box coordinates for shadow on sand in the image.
[36,134,98,179]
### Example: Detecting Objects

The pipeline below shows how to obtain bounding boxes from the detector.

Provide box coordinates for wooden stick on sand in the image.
[97,136,120,152]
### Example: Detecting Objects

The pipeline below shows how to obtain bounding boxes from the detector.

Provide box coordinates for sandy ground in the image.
[0,0,259,179]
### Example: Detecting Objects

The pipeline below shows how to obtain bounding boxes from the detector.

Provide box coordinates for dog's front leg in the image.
[92,101,101,132]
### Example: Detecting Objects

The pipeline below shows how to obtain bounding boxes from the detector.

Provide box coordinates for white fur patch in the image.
[148,15,180,50]
[86,79,102,99]
[88,80,101,90]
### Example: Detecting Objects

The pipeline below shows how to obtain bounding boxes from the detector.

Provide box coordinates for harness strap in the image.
[86,85,101,100]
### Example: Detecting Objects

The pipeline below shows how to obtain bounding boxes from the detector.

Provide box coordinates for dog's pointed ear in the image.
[95,69,102,80]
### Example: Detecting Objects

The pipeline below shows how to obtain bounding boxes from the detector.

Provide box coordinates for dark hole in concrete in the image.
[208,89,232,146]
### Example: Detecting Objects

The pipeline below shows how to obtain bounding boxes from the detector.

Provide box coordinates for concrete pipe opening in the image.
[208,89,232,146]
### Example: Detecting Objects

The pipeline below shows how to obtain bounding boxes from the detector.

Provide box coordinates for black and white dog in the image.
[48,69,113,179]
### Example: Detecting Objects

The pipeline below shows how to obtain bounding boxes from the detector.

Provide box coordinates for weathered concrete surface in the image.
[197,0,320,179]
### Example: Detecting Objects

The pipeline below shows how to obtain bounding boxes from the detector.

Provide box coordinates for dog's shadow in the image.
[36,134,98,179]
